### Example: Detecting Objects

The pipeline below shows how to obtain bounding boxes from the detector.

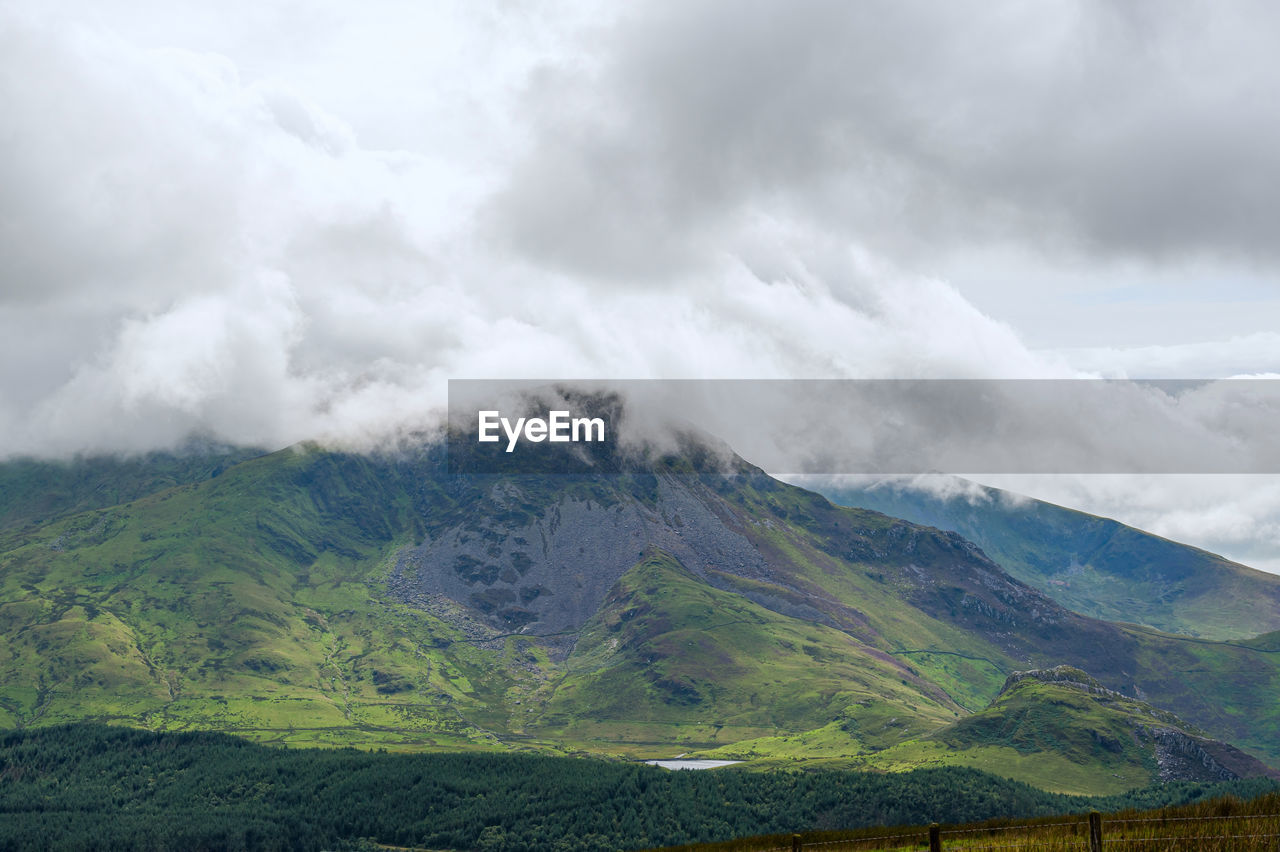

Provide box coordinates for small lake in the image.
[644,759,742,770]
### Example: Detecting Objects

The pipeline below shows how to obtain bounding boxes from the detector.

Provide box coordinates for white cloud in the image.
[490,0,1280,276]
[1050,334,1280,378]
[1,6,1066,459]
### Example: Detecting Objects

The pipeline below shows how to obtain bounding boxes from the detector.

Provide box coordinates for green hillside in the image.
[529,552,960,753]
[861,666,1277,795]
[694,665,1277,795]
[0,446,506,748]
[812,478,1280,640]
[0,439,1277,795]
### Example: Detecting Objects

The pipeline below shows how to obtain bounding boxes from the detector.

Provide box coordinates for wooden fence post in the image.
[1089,811,1102,852]
[929,823,941,852]
[791,833,801,852]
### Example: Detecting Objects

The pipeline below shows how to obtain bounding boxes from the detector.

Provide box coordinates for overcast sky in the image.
[4,1,1280,568]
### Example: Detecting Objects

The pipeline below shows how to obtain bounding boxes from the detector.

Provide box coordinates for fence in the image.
[758,811,1280,851]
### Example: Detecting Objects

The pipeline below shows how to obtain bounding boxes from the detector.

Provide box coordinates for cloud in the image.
[1,1,1272,460]
[1050,334,1280,378]
[783,473,1002,507]
[489,0,1280,277]
[1,7,1068,458]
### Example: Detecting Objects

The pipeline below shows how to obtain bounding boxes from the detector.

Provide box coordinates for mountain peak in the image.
[999,665,1104,696]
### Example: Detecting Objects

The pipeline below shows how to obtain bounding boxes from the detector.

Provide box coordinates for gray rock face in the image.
[389,475,771,634]
[1149,727,1238,782]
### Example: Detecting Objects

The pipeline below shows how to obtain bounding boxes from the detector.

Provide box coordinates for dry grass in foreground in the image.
[652,790,1280,852]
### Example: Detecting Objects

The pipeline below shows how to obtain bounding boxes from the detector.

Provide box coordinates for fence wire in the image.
[736,811,1280,852]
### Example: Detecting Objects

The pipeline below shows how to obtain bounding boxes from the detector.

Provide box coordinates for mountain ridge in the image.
[812,477,1280,640]
[0,435,1276,794]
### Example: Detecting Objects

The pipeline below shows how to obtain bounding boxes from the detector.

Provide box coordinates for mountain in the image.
[810,478,1280,640]
[0,431,1277,794]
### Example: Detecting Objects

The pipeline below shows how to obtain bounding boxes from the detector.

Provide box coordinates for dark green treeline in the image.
[0,725,1272,851]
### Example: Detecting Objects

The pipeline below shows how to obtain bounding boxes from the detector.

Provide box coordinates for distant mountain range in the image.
[811,477,1280,640]
[0,424,1276,796]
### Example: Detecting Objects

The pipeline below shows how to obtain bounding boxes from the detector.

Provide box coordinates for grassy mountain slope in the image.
[0,446,523,748]
[863,666,1278,795]
[528,551,961,753]
[699,666,1277,795]
[813,478,1280,640]
[390,461,1280,767]
[0,439,1277,790]
[672,475,1280,766]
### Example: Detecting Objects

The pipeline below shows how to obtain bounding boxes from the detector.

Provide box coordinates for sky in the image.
[3,1,1280,568]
